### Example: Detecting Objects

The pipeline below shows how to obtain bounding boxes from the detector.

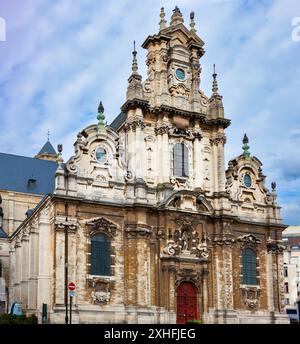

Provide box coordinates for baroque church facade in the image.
[0,7,288,323]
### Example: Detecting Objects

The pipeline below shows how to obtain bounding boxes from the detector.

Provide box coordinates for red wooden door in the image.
[176,282,198,324]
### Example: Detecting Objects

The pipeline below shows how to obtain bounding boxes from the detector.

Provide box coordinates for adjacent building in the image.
[0,7,289,323]
[0,141,58,313]
[283,226,300,322]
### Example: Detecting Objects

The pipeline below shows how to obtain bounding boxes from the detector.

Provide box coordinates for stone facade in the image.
[6,7,288,323]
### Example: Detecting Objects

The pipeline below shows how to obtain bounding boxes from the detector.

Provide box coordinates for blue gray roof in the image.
[0,152,57,195]
[0,227,8,238]
[110,112,127,131]
[38,141,57,155]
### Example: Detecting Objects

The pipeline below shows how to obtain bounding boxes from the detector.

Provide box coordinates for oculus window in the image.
[96,147,107,164]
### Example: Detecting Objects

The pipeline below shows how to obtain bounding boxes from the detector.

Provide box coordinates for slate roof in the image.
[109,112,127,131]
[0,227,8,238]
[0,152,57,195]
[38,141,57,155]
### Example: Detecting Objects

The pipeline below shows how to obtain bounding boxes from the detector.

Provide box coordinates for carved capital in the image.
[267,239,285,254]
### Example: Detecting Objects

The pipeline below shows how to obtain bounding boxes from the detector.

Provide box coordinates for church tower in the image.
[117,6,230,202]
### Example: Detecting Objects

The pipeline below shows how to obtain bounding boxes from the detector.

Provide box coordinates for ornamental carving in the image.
[163,224,209,260]
[86,217,117,237]
[124,120,145,132]
[88,277,112,305]
[155,125,169,136]
[175,269,201,289]
[212,236,236,247]
[125,224,152,239]
[91,291,110,304]
[170,177,192,190]
[168,127,199,140]
[267,238,285,254]
[237,234,261,247]
[55,218,78,233]
[241,286,260,309]
[210,135,227,146]
[169,84,190,97]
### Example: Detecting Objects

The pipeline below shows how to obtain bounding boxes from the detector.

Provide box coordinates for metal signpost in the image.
[68,283,76,324]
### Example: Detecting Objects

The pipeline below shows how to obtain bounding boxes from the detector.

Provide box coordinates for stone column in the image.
[14,238,22,302]
[266,251,274,312]
[37,208,52,317]
[68,225,77,302]
[28,225,39,312]
[136,237,150,306]
[202,268,209,316]
[134,112,145,180]
[20,231,29,309]
[193,134,202,189]
[9,243,16,303]
[213,142,219,193]
[54,226,65,305]
[217,136,226,192]
[162,126,170,183]
[8,195,14,234]
[156,132,163,184]
[222,246,234,311]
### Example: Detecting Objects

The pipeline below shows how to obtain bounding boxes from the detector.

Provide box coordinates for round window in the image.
[95,147,107,164]
[244,174,252,188]
[175,68,185,81]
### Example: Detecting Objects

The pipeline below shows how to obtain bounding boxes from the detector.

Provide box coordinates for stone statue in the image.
[181,230,189,251]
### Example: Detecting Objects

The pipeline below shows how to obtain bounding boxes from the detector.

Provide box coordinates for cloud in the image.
[0,0,299,225]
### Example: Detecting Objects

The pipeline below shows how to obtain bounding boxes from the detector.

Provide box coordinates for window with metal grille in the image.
[242,248,257,285]
[90,234,111,276]
[173,143,189,177]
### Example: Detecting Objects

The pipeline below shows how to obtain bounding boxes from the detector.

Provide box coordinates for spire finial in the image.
[47,130,50,142]
[190,11,196,32]
[57,144,63,169]
[212,64,219,95]
[97,101,106,128]
[159,7,167,31]
[242,133,251,157]
[131,40,138,73]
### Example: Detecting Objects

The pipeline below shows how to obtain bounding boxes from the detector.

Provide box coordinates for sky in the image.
[0,0,299,225]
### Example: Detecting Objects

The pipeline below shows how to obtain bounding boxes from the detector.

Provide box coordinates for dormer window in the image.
[27,178,37,190]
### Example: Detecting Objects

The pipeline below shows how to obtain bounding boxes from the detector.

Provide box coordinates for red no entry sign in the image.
[68,282,76,291]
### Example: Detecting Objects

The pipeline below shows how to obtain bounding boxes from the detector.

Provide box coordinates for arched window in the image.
[91,233,111,276]
[173,143,189,177]
[242,248,257,285]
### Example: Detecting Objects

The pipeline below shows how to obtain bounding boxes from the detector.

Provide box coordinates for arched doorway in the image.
[176,282,198,324]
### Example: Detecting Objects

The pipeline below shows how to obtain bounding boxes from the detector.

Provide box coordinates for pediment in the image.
[160,190,213,214]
